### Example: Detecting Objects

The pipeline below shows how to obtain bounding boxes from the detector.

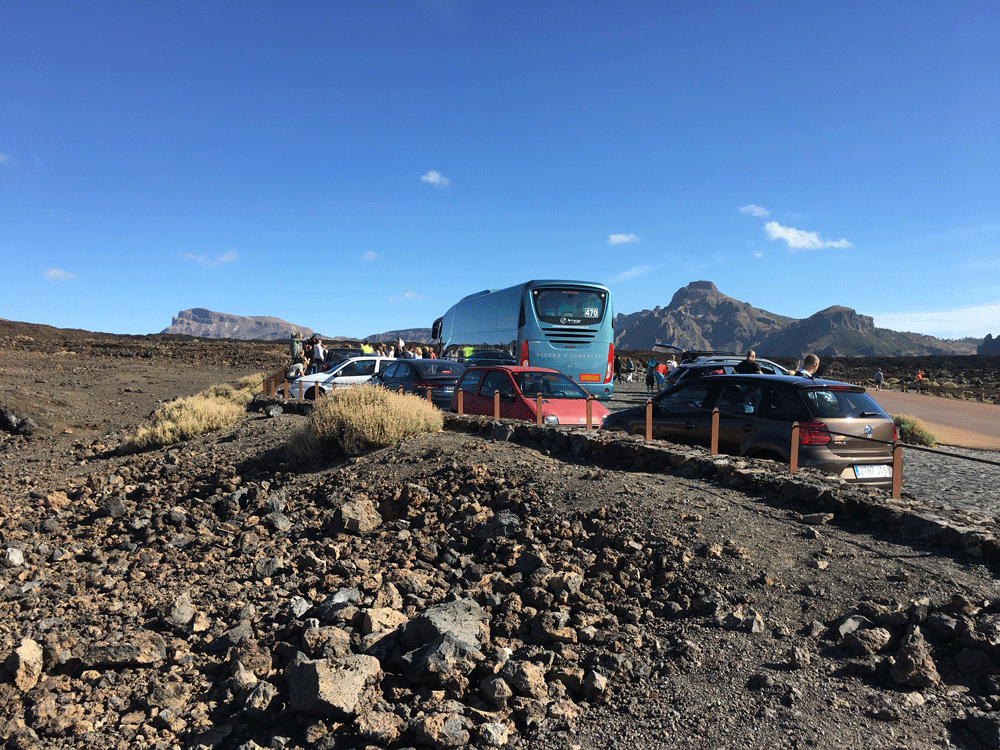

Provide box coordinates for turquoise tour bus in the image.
[432,280,615,399]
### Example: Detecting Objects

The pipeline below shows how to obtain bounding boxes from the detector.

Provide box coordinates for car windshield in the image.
[515,371,589,399]
[803,388,887,419]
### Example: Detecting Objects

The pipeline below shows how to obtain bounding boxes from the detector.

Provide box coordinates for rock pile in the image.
[3,410,1000,748]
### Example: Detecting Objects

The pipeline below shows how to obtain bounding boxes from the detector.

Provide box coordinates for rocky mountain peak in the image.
[162,309,314,341]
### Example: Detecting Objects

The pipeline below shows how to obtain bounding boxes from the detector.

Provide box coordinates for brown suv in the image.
[600,374,897,487]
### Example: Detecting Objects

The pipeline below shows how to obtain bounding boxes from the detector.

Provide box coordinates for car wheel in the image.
[305,386,320,401]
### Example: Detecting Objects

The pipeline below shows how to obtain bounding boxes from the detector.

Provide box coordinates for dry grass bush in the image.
[893,414,936,447]
[122,374,263,452]
[290,384,443,461]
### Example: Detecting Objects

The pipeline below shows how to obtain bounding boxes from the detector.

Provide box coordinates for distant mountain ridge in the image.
[614,281,978,356]
[161,309,433,344]
[162,285,983,356]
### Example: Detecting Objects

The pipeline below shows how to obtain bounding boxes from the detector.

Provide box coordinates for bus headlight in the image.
[543,414,559,425]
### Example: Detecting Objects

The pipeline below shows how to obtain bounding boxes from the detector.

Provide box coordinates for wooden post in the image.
[790,422,800,474]
[710,408,719,455]
[892,443,903,499]
[283,380,289,399]
[586,397,593,430]
[457,389,464,415]
[494,391,501,419]
[536,395,543,426]
[398,386,403,395]
[426,387,433,402]
[298,380,304,401]
[645,399,652,442]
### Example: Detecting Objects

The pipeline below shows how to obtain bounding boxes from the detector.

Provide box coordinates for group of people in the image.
[286,332,438,379]
[612,355,639,383]
[288,332,321,377]
[644,355,678,393]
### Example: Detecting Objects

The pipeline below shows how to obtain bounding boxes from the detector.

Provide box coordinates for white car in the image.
[287,356,395,399]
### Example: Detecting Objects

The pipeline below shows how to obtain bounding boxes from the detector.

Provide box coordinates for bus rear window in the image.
[532,289,606,325]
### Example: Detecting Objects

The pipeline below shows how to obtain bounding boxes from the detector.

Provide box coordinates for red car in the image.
[451,366,609,426]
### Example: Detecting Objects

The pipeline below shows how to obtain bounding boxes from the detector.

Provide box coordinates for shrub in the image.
[290,385,443,462]
[893,414,936,447]
[121,374,263,452]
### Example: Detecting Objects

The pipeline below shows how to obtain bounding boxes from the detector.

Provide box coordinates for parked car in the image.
[288,356,395,399]
[600,374,897,487]
[373,359,467,410]
[662,354,788,389]
[452,366,610,426]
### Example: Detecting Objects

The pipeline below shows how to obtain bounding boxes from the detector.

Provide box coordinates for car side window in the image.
[381,363,400,378]
[656,383,712,414]
[481,371,514,397]
[399,364,416,382]
[459,371,483,394]
[355,360,376,376]
[338,362,360,377]
[717,385,750,415]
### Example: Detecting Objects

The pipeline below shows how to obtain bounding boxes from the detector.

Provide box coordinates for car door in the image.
[454,370,483,412]
[478,370,519,418]
[380,361,414,393]
[647,381,716,444]
[714,381,762,454]
[328,358,373,388]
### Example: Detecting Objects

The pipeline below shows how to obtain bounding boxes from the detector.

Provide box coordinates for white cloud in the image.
[739,204,770,217]
[0,154,9,164]
[44,268,77,280]
[753,250,763,259]
[608,233,639,245]
[181,251,239,268]
[363,251,378,262]
[389,290,423,303]
[421,170,450,188]
[764,221,852,250]
[607,265,653,283]
[874,303,1000,339]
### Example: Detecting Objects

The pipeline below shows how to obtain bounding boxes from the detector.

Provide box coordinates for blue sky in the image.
[3,1,998,341]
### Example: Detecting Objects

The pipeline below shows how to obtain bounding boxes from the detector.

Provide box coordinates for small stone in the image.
[7,638,44,692]
[890,627,941,688]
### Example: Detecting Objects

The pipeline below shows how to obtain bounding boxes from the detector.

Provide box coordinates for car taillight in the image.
[414,382,436,390]
[520,341,530,367]
[893,423,899,442]
[799,421,831,445]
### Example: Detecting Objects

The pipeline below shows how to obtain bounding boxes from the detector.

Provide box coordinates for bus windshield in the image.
[532,289,606,325]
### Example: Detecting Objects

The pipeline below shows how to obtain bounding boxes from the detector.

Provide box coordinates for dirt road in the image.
[870,389,1000,450]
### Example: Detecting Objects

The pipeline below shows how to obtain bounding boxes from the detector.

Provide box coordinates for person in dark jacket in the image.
[734,350,762,374]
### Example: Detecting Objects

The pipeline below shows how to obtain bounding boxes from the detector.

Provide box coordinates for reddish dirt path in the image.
[869,390,1000,450]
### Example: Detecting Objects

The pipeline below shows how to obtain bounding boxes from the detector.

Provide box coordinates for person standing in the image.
[308,338,325,375]
[614,355,623,383]
[734,350,762,374]
[645,357,657,393]
[290,332,304,361]
[795,353,820,379]
[874,369,884,391]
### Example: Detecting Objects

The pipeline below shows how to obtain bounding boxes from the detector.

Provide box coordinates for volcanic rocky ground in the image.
[3,323,1000,749]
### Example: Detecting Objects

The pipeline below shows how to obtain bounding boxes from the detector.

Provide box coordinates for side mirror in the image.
[499,391,517,402]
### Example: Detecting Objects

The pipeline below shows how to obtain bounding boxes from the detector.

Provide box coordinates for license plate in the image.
[854,465,892,479]
[579,374,600,383]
